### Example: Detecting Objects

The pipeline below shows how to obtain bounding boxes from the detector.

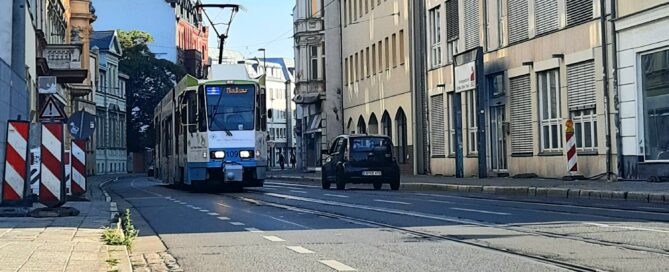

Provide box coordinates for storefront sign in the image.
[454,61,477,93]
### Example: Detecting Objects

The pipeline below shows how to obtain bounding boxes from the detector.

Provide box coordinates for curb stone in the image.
[98,176,133,272]
[547,188,570,198]
[627,192,650,202]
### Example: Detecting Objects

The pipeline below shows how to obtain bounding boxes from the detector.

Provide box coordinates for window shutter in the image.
[431,94,446,156]
[567,60,596,110]
[464,0,480,49]
[535,0,559,35]
[510,75,533,154]
[566,0,593,26]
[508,0,529,44]
[446,0,459,41]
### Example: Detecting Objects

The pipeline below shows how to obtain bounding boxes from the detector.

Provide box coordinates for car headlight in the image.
[240,150,252,158]
[212,151,225,159]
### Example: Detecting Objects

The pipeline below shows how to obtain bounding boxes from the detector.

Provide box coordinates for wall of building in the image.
[324,0,344,145]
[618,0,667,17]
[616,3,669,179]
[341,0,413,171]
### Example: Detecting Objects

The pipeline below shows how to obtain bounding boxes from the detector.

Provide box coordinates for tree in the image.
[118,30,185,153]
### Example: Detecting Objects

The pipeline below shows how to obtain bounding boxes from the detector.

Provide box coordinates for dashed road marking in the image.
[230,222,245,226]
[427,199,454,204]
[583,222,669,234]
[318,260,356,271]
[374,199,411,205]
[186,205,196,208]
[324,194,349,198]
[199,209,210,213]
[290,190,308,194]
[451,207,510,215]
[208,212,219,216]
[217,203,231,208]
[218,217,230,221]
[263,235,285,242]
[245,228,263,233]
[286,246,314,254]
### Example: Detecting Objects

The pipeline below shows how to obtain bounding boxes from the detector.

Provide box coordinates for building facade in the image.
[294,0,344,171]
[615,0,669,180]
[92,31,128,174]
[341,0,413,173]
[93,0,208,78]
[425,0,616,178]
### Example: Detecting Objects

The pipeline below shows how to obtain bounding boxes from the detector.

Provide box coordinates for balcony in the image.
[293,81,325,104]
[43,44,88,84]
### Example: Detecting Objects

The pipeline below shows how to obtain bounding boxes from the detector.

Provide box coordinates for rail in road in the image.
[110,177,669,271]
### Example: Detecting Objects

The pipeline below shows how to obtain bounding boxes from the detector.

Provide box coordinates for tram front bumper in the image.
[223,163,244,182]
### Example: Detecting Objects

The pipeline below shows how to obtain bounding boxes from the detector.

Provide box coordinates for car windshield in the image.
[206,85,255,131]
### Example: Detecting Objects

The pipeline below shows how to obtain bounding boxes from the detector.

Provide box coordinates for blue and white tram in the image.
[154,64,269,191]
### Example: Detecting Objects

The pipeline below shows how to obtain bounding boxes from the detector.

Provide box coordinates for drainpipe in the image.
[600,0,613,181]
[609,0,622,180]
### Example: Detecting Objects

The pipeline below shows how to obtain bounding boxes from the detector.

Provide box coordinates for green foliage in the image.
[101,209,139,250]
[118,29,186,152]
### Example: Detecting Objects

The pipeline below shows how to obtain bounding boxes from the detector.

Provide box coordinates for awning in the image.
[293,93,321,104]
[305,115,322,134]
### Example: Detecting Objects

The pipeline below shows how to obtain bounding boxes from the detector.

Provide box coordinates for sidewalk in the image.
[267,169,669,204]
[0,175,132,272]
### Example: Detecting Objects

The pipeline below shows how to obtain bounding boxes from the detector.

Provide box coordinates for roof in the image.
[90,30,115,50]
[265,58,295,82]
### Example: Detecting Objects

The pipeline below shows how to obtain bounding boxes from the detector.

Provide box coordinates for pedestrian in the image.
[279,153,286,170]
[290,153,296,169]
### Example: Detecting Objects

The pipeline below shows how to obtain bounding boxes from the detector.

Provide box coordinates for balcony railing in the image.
[43,44,88,84]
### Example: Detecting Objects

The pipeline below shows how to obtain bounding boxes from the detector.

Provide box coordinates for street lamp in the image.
[258,48,267,76]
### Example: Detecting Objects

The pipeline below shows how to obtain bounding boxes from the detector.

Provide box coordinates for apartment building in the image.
[426,0,616,178]
[615,0,669,180]
[341,0,413,173]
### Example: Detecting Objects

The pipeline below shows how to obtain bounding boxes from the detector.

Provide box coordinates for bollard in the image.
[39,123,66,208]
[1,121,31,207]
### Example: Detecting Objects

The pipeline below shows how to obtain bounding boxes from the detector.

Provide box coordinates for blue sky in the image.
[201,0,295,59]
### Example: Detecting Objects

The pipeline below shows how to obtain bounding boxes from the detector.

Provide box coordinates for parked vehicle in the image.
[322,135,400,190]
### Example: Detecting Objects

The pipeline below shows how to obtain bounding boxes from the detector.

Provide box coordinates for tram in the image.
[153,64,269,191]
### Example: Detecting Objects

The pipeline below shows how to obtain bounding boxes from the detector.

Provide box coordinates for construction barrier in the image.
[70,140,86,196]
[39,123,66,207]
[1,121,30,206]
[565,119,578,175]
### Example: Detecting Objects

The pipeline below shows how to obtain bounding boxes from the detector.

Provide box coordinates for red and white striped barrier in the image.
[565,120,578,175]
[40,123,66,207]
[1,121,30,206]
[70,140,86,196]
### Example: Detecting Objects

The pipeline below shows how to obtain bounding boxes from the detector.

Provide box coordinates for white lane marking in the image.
[199,209,210,213]
[245,228,263,233]
[451,207,510,215]
[123,197,163,200]
[218,217,230,221]
[324,194,349,198]
[190,206,201,210]
[374,199,411,205]
[264,187,277,190]
[208,212,219,216]
[266,182,320,188]
[583,222,669,234]
[639,206,668,211]
[263,235,285,242]
[229,222,245,226]
[186,205,196,208]
[286,246,314,254]
[217,203,231,208]
[290,190,308,194]
[318,260,357,271]
[267,216,312,230]
[428,199,454,204]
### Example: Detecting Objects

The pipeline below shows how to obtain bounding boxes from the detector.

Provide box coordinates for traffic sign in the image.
[39,96,66,121]
[67,111,96,140]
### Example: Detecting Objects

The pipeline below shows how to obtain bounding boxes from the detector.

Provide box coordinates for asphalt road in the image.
[108,176,669,272]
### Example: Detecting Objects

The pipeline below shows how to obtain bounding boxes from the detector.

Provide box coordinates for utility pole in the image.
[409,0,428,175]
[11,0,27,119]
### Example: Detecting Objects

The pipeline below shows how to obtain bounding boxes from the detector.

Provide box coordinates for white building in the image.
[92,30,128,174]
[615,0,669,180]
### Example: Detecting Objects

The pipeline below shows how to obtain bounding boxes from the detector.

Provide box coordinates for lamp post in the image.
[258,48,271,166]
[258,48,267,77]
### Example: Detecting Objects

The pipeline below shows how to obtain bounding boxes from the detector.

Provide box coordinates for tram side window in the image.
[155,117,160,147]
[164,115,173,155]
[187,92,197,133]
[198,88,207,132]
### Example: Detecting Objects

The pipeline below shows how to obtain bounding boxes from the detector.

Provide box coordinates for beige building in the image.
[426,0,617,178]
[341,0,413,173]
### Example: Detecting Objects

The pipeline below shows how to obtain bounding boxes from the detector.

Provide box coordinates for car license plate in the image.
[362,171,382,176]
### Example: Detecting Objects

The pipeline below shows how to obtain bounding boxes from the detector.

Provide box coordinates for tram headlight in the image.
[240,150,252,159]
[212,151,225,159]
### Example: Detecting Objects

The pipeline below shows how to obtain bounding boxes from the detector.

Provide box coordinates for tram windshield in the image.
[206,85,255,132]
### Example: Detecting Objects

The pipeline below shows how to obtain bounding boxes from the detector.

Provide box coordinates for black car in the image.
[322,135,401,190]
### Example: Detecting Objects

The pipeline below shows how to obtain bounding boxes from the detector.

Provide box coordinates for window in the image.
[310,46,318,80]
[381,111,392,139]
[344,0,348,26]
[464,0,480,49]
[431,94,446,156]
[360,50,365,78]
[489,73,505,97]
[448,93,456,155]
[429,7,442,67]
[566,0,593,26]
[510,75,532,154]
[399,30,405,65]
[344,57,349,85]
[446,0,459,41]
[392,34,397,67]
[466,90,478,154]
[378,41,384,73]
[534,0,559,35]
[372,44,377,75]
[395,108,408,163]
[641,48,669,161]
[508,0,529,44]
[357,116,367,134]
[365,47,370,77]
[385,37,390,70]
[354,52,359,81]
[572,109,597,151]
[497,0,506,47]
[538,69,562,152]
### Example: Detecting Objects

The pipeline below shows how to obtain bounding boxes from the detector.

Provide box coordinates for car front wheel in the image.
[335,172,346,190]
